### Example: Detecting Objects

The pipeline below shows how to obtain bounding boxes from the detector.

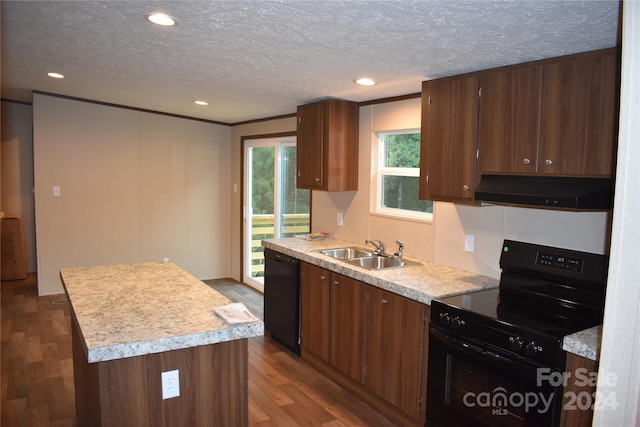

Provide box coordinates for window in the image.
[373,130,433,220]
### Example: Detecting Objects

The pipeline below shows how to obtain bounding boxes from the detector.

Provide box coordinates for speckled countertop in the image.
[563,325,602,361]
[262,237,499,305]
[263,238,600,359]
[60,262,264,363]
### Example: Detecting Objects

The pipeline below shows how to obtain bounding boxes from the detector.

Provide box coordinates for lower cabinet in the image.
[365,286,427,419]
[300,262,330,362]
[299,262,429,426]
[329,273,366,383]
[559,352,599,427]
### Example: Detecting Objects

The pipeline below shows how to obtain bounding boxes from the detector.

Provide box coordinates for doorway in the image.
[243,135,310,291]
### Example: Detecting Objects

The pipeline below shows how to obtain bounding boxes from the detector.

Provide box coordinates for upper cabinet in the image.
[478,49,619,177]
[296,99,359,191]
[477,65,542,175]
[421,48,619,203]
[538,50,619,177]
[419,75,479,203]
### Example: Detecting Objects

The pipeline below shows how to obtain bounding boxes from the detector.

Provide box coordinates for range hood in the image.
[474,175,614,210]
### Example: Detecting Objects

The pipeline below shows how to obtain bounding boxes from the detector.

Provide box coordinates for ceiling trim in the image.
[1,98,33,106]
[231,113,297,127]
[32,91,232,126]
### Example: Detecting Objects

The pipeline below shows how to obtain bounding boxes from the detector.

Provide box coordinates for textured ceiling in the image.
[1,1,620,124]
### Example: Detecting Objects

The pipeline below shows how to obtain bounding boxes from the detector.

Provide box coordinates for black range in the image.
[426,240,608,427]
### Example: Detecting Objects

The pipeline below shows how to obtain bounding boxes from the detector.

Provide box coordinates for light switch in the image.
[53,186,61,197]
[465,234,474,253]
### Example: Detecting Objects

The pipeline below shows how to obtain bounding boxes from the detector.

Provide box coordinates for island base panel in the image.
[72,319,248,427]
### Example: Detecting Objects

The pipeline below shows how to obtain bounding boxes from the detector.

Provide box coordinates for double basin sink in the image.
[315,247,418,270]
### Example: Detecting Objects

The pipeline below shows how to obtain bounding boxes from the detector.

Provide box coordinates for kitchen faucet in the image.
[394,240,404,261]
[365,239,385,255]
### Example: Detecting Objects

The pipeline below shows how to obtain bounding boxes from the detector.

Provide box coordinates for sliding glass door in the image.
[243,136,310,291]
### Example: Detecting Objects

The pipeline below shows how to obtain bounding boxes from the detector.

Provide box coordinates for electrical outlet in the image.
[53,186,61,197]
[465,234,474,253]
[337,212,344,226]
[161,369,180,399]
[162,257,170,263]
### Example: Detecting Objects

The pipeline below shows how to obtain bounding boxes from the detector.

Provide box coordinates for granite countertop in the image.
[262,237,499,305]
[60,262,264,363]
[563,325,602,361]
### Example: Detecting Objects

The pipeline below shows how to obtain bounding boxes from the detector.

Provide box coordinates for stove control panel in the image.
[439,312,466,329]
[509,336,543,357]
[536,251,584,272]
[430,299,564,367]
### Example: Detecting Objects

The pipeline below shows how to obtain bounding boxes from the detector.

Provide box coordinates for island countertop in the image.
[60,262,264,363]
[262,237,499,305]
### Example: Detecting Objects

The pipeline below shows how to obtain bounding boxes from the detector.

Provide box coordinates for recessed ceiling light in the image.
[354,78,376,86]
[146,13,177,27]
[47,72,64,79]
[194,100,208,106]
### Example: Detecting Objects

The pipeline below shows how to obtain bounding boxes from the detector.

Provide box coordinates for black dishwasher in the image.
[263,248,300,355]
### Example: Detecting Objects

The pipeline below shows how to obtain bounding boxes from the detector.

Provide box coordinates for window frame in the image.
[372,129,433,222]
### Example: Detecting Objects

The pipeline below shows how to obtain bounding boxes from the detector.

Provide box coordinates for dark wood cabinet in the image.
[478,49,618,178]
[559,352,599,427]
[477,66,542,174]
[296,99,359,191]
[539,50,618,177]
[364,286,427,420]
[298,261,428,425]
[329,273,366,383]
[419,75,479,203]
[423,48,618,204]
[300,262,330,362]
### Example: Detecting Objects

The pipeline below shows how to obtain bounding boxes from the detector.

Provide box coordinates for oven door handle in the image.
[429,326,547,370]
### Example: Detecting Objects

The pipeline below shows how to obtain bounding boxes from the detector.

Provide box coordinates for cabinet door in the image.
[365,287,426,419]
[299,262,329,361]
[420,76,478,202]
[329,273,366,383]
[297,102,325,189]
[539,50,618,177]
[324,100,359,191]
[477,66,542,174]
[296,100,359,191]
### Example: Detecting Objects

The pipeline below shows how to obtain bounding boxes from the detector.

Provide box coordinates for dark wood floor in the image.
[2,276,396,426]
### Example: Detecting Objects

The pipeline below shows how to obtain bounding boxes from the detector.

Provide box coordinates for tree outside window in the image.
[376,131,433,220]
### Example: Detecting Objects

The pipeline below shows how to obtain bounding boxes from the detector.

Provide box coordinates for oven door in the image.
[426,326,563,427]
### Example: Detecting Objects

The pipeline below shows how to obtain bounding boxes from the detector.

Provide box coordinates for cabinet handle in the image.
[382,299,388,305]
[320,275,326,280]
[315,177,320,182]
[523,158,531,165]
[463,185,470,192]
[334,280,339,286]
[545,159,553,166]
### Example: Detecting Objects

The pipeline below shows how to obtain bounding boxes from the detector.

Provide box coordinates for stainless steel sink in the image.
[315,247,418,270]
[317,247,374,260]
[347,256,406,270]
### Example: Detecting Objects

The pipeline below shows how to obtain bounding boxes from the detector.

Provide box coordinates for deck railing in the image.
[250,213,310,277]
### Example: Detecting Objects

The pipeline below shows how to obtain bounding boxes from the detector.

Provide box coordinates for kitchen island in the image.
[60,262,263,427]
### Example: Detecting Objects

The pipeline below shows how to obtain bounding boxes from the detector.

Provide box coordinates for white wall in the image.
[1,101,36,272]
[33,94,231,295]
